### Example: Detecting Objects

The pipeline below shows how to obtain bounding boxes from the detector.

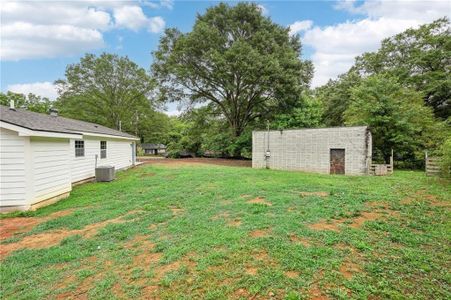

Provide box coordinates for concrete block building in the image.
[252,126,372,175]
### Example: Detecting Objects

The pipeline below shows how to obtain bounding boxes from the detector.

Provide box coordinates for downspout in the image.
[365,128,372,174]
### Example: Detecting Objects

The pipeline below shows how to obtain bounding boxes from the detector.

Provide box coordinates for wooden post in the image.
[390,148,394,168]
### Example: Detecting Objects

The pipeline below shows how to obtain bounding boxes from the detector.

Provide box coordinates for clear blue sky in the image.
[1,0,448,114]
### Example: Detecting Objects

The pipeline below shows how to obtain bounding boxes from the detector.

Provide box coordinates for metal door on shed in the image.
[330,149,345,174]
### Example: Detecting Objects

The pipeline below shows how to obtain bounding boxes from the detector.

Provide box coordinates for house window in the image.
[75,140,84,157]
[100,141,107,159]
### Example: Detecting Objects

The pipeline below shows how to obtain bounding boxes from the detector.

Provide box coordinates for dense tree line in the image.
[1,3,449,170]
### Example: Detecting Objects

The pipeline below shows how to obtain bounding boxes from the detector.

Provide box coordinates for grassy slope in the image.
[0,164,450,299]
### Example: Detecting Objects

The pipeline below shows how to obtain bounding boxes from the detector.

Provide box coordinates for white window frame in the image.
[75,140,85,157]
[100,141,107,159]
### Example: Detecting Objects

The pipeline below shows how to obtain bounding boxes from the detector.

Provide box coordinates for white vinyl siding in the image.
[101,140,133,170]
[71,137,133,183]
[1,126,135,210]
[31,137,71,204]
[0,128,28,207]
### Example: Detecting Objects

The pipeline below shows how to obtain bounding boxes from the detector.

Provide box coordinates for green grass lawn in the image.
[1,162,450,299]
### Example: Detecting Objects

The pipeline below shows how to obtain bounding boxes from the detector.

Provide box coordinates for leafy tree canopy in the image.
[344,74,445,166]
[0,91,53,113]
[315,71,362,126]
[352,18,451,119]
[152,2,313,141]
[55,53,156,137]
[271,93,323,129]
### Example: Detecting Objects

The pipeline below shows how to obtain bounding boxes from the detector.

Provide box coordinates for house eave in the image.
[78,131,140,141]
[0,121,83,139]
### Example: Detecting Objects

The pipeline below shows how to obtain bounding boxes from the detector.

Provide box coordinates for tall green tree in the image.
[0,91,53,113]
[138,110,172,143]
[152,2,313,145]
[344,75,443,166]
[55,53,156,135]
[272,94,323,129]
[353,18,451,119]
[315,71,361,126]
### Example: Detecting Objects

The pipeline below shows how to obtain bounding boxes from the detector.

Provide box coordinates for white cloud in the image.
[298,0,450,87]
[257,4,269,16]
[336,0,450,22]
[2,22,105,60]
[159,0,174,10]
[7,82,58,100]
[0,1,166,61]
[148,16,165,33]
[289,20,313,35]
[114,6,150,31]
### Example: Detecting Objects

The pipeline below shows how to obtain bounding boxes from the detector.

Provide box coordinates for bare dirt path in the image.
[138,157,252,168]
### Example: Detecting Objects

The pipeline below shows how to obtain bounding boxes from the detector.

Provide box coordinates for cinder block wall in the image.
[252,126,371,175]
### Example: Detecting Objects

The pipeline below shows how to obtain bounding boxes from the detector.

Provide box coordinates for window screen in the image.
[100,141,107,159]
[75,140,84,157]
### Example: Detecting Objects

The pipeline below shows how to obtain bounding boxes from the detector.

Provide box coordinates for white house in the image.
[0,105,139,212]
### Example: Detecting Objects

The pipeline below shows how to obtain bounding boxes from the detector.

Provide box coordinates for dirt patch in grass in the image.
[170,207,184,216]
[53,256,101,299]
[339,261,361,280]
[253,250,269,261]
[400,197,415,205]
[247,197,272,206]
[348,212,383,229]
[307,270,329,300]
[124,235,155,250]
[211,212,230,220]
[152,252,197,282]
[53,241,175,298]
[309,201,400,232]
[426,194,450,207]
[249,229,271,238]
[245,266,258,275]
[0,218,41,240]
[233,288,251,298]
[0,209,75,240]
[402,190,450,207]
[308,220,343,232]
[112,283,126,300]
[228,219,242,227]
[142,285,160,299]
[365,201,390,209]
[289,234,311,247]
[251,249,279,269]
[300,191,329,197]
[285,270,299,279]
[212,212,241,227]
[0,212,136,258]
[135,252,163,268]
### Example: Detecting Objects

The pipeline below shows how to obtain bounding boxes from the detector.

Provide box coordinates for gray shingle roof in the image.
[0,105,137,139]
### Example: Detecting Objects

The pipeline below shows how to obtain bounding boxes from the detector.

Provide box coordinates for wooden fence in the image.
[369,149,394,176]
[369,164,393,175]
[425,156,442,176]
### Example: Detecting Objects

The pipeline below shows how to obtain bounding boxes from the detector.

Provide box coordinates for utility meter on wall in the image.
[265,150,271,158]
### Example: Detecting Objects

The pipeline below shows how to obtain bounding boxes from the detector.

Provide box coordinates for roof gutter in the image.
[0,121,83,139]
[77,131,140,141]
